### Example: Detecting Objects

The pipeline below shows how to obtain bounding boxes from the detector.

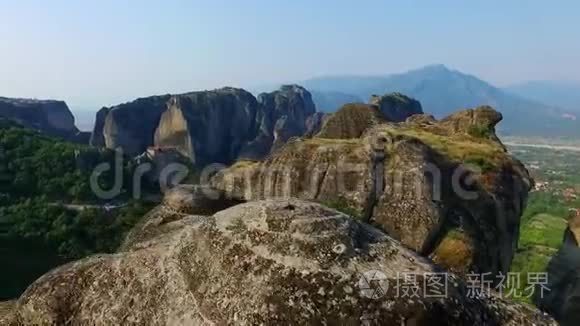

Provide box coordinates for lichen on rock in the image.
[8,192,555,325]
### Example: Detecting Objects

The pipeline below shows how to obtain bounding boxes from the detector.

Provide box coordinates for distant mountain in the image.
[504,80,580,112]
[309,91,363,112]
[299,65,580,137]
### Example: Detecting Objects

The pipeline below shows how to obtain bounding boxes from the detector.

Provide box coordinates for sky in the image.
[1,0,579,110]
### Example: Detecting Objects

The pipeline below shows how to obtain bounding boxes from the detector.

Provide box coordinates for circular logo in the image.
[358,270,389,299]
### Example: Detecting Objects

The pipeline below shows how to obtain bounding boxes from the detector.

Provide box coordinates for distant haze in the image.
[1,1,579,110]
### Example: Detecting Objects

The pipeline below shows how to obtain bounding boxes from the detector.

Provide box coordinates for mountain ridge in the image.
[296,65,580,137]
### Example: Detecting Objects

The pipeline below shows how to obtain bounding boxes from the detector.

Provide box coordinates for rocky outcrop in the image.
[369,93,423,122]
[99,95,171,155]
[133,147,192,185]
[304,112,328,137]
[536,214,580,326]
[212,106,532,278]
[316,103,385,139]
[89,107,110,147]
[0,97,78,139]
[8,188,554,325]
[257,84,316,136]
[91,86,318,164]
[0,301,15,325]
[154,88,260,165]
[239,85,317,159]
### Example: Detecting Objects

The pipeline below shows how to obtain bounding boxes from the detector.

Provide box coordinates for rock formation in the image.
[316,103,385,139]
[133,147,192,185]
[212,106,532,278]
[154,88,260,165]
[370,92,423,122]
[91,85,318,164]
[5,187,554,325]
[91,95,171,155]
[303,112,328,137]
[240,85,317,159]
[0,97,78,139]
[536,214,580,326]
[88,107,110,147]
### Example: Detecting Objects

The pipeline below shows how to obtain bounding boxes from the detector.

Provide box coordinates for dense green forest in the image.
[0,119,134,205]
[0,120,155,298]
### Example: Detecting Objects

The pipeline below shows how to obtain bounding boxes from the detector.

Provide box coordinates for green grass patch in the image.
[510,212,568,303]
[519,213,568,249]
[467,125,492,139]
[509,245,556,304]
[378,125,506,170]
[320,198,361,219]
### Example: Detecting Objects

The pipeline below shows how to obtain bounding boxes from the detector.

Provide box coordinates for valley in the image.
[507,143,580,302]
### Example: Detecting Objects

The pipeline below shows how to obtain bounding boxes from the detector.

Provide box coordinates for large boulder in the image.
[0,97,78,139]
[369,93,423,122]
[8,194,554,325]
[212,106,532,278]
[316,103,385,139]
[536,214,580,325]
[0,301,15,325]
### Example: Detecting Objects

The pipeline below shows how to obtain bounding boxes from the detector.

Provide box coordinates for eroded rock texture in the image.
[0,97,78,139]
[369,93,423,122]
[91,85,319,164]
[154,88,260,165]
[212,106,532,277]
[240,85,317,159]
[316,103,385,139]
[99,95,171,155]
[8,188,554,325]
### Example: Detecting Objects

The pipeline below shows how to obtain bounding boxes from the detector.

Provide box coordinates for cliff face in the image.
[97,95,171,155]
[536,214,580,325]
[6,187,554,325]
[88,107,110,147]
[91,85,318,163]
[154,88,260,165]
[370,92,423,122]
[0,97,78,138]
[212,106,532,277]
[239,85,317,159]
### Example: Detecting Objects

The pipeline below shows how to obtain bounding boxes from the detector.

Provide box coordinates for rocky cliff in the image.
[154,88,260,165]
[370,92,423,122]
[91,95,171,155]
[316,103,385,139]
[212,106,532,278]
[88,107,110,147]
[0,97,78,139]
[91,85,318,164]
[536,214,580,326]
[239,85,317,159]
[4,186,554,325]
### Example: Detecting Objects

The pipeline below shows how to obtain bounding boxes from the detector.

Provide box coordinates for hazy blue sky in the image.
[1,0,579,110]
